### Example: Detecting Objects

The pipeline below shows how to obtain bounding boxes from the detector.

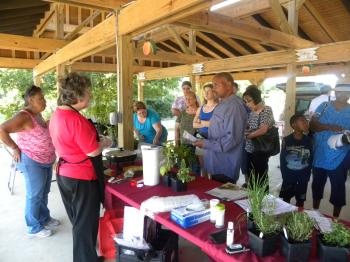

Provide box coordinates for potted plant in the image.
[246,174,269,230]
[281,212,314,262]
[247,175,281,257]
[159,142,196,188]
[318,221,350,262]
[248,212,281,257]
[171,159,195,192]
[160,142,177,187]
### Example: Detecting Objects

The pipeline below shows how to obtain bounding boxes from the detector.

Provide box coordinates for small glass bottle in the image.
[226,221,234,247]
[215,203,225,228]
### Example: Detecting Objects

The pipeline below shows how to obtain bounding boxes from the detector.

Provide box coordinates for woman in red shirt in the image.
[49,73,111,262]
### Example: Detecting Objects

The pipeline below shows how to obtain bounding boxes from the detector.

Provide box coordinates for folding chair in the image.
[4,146,17,195]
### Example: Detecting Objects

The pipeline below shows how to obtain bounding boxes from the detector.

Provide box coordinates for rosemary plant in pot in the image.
[247,175,281,257]
[318,221,350,262]
[171,159,195,192]
[246,173,269,230]
[281,212,314,262]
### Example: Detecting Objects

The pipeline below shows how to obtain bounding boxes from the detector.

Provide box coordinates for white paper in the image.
[113,233,150,250]
[123,206,145,243]
[304,210,332,233]
[206,183,247,201]
[183,131,198,143]
[234,194,297,215]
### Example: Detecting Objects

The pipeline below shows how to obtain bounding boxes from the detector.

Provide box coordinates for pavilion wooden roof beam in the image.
[269,0,295,35]
[33,3,56,37]
[0,33,69,52]
[0,6,49,19]
[0,0,49,11]
[303,0,341,42]
[211,0,290,18]
[179,12,315,49]
[44,0,129,11]
[33,0,212,77]
[140,39,350,80]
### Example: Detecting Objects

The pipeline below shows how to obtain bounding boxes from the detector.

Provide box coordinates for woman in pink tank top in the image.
[0,86,58,238]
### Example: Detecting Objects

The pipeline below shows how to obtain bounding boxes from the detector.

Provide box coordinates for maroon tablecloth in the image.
[105,176,348,262]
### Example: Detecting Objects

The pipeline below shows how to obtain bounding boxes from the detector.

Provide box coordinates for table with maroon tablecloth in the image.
[104,176,343,262]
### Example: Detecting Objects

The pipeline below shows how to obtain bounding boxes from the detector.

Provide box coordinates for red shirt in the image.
[49,108,99,180]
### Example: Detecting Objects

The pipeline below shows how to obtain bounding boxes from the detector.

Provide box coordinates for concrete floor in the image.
[0,146,349,262]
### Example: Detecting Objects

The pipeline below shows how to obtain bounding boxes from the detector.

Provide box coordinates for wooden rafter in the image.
[0,6,49,19]
[179,12,314,49]
[201,32,242,56]
[140,40,350,80]
[0,0,48,11]
[224,38,250,55]
[158,41,181,53]
[44,0,129,10]
[212,0,289,18]
[34,14,116,77]
[33,3,56,37]
[268,0,295,35]
[183,34,221,59]
[0,33,69,52]
[167,25,191,54]
[303,0,340,42]
[196,32,232,57]
[64,10,101,40]
[133,49,210,64]
[198,63,350,82]
[119,0,211,36]
[34,0,211,76]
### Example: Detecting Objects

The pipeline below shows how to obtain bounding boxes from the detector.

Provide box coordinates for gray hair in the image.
[57,73,91,106]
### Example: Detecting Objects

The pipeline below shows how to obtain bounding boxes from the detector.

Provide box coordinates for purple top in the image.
[203,95,247,181]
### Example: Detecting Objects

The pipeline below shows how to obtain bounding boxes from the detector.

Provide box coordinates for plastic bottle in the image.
[226,221,234,247]
[215,203,225,228]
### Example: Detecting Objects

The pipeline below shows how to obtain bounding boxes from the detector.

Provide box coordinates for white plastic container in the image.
[141,145,161,186]
[209,199,220,223]
[215,203,225,228]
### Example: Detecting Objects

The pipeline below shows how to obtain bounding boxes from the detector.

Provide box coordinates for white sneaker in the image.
[44,218,61,229]
[28,228,52,238]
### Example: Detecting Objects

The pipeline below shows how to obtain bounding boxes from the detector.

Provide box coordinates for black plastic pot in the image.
[247,215,255,231]
[280,235,311,262]
[161,174,171,187]
[318,235,350,262]
[170,177,187,192]
[248,229,278,257]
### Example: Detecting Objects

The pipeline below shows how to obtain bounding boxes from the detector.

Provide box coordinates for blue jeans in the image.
[17,153,53,233]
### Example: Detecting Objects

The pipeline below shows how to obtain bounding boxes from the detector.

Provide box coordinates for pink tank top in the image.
[17,110,56,164]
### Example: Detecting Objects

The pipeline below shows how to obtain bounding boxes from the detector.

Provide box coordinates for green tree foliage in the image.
[83,72,118,125]
[0,69,56,120]
[133,77,180,119]
[0,69,179,124]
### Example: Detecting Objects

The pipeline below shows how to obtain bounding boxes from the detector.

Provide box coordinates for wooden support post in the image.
[288,0,298,35]
[283,0,298,135]
[55,3,65,91]
[116,15,134,150]
[137,80,144,101]
[190,75,196,93]
[194,75,202,103]
[189,30,196,55]
[33,75,42,87]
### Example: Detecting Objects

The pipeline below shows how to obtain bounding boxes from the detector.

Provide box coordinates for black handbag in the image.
[251,113,280,156]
